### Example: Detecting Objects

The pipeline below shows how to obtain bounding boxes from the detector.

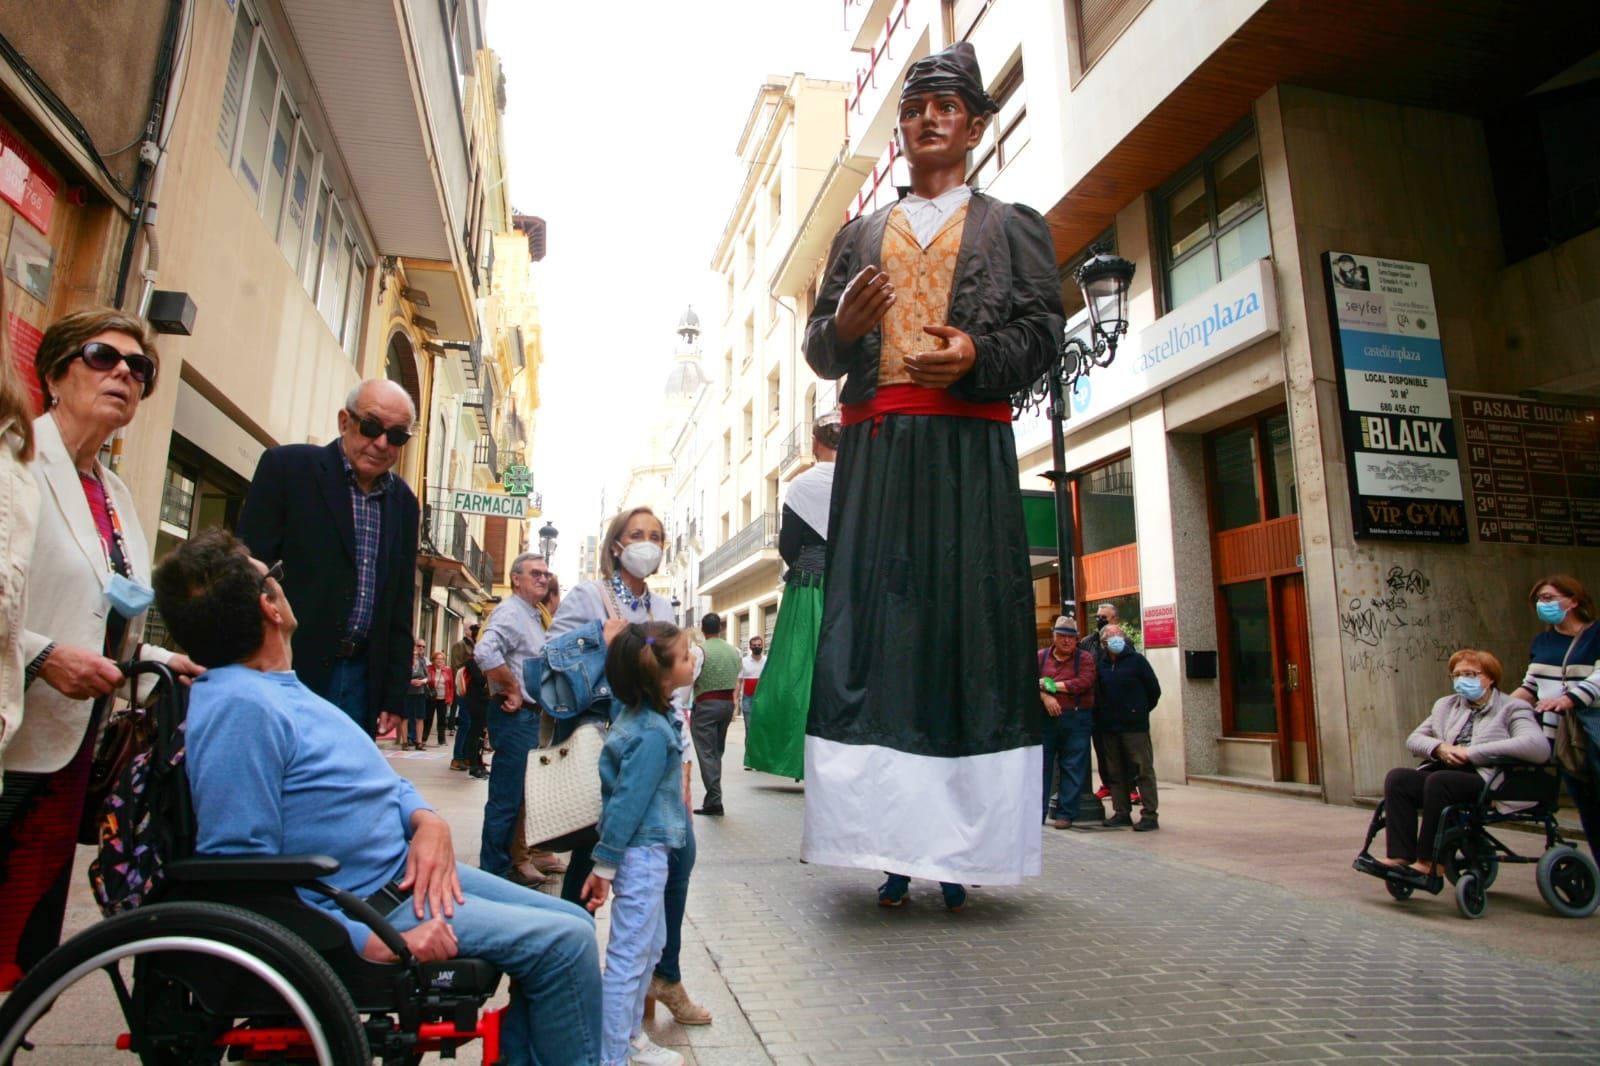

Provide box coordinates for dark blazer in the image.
[237,440,418,725]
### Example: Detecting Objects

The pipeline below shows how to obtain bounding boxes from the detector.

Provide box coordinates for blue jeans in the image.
[324,657,370,733]
[1042,710,1094,821]
[653,815,695,983]
[601,845,670,1066]
[481,704,540,877]
[383,864,601,1066]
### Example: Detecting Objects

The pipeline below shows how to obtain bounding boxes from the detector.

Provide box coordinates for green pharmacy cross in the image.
[502,464,533,497]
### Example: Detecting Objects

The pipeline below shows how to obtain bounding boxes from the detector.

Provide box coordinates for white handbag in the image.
[523,721,605,850]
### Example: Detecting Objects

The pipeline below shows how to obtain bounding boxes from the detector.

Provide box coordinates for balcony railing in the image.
[779,418,813,474]
[422,489,497,590]
[698,512,779,586]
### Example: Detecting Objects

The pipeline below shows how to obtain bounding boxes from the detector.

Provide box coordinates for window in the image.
[1488,76,1600,264]
[742,314,755,369]
[741,493,752,527]
[766,368,781,425]
[765,475,779,518]
[768,177,782,234]
[278,127,316,267]
[1156,123,1270,311]
[216,10,255,155]
[945,0,996,41]
[1207,410,1296,532]
[742,403,754,454]
[744,230,756,284]
[237,41,280,196]
[968,62,1028,190]
[722,349,734,396]
[1079,456,1135,555]
[724,272,734,318]
[722,431,732,477]
[1070,0,1155,71]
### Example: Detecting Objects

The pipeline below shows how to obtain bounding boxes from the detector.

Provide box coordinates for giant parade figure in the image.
[800,42,1066,909]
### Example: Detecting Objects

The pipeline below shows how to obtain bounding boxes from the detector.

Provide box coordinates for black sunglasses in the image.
[69,342,157,396]
[259,559,284,594]
[346,408,412,447]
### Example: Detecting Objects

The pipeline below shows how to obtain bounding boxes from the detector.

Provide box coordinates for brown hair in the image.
[599,506,662,579]
[1528,574,1594,623]
[1447,649,1502,689]
[605,620,683,713]
[36,307,160,404]
[0,282,34,459]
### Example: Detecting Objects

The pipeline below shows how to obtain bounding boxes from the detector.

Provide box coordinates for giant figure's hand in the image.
[904,325,976,389]
[833,266,895,346]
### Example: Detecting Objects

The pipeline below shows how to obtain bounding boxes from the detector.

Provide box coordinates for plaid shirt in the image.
[339,449,389,640]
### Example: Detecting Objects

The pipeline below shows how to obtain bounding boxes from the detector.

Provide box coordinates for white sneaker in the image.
[629,1030,684,1066]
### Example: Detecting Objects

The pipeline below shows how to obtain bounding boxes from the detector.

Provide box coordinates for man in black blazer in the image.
[238,380,420,736]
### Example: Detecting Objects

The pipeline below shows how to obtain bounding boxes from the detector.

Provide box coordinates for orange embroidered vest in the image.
[877,203,970,386]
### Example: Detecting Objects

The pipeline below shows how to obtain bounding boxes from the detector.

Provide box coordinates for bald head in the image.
[338,378,416,490]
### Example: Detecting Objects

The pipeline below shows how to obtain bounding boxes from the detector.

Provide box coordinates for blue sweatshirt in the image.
[184,664,433,950]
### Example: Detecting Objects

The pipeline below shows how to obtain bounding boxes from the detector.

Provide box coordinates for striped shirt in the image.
[338,450,389,640]
[1518,623,1600,737]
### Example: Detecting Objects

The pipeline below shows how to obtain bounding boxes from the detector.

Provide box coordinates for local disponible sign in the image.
[1325,251,1466,543]
[449,489,530,519]
[1067,258,1279,431]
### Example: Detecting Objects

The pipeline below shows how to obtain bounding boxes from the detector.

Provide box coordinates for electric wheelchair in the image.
[0,663,507,1064]
[1353,755,1600,920]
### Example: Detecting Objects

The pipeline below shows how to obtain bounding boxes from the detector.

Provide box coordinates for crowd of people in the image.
[1,42,1598,1066]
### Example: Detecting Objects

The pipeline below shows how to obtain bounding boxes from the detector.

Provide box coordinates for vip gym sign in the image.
[449,489,531,520]
[1324,251,1466,542]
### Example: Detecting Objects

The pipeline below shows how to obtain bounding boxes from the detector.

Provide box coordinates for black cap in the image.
[901,43,998,117]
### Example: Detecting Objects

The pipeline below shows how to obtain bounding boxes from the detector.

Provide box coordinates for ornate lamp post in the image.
[538,521,558,561]
[1013,251,1135,826]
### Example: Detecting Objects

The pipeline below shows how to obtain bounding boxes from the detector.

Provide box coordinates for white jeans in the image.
[601,844,670,1065]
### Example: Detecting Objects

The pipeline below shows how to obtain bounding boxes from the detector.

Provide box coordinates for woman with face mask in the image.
[1510,574,1600,861]
[544,507,713,1028]
[1377,649,1547,885]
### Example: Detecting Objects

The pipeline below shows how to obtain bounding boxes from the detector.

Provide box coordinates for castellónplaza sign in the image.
[1067,257,1280,431]
[449,489,531,519]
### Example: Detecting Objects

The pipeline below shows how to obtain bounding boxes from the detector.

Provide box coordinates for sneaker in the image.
[1129,789,1141,804]
[877,873,910,907]
[1133,814,1160,832]
[629,1030,684,1066]
[1102,812,1134,828]
[1094,786,1111,800]
[940,882,967,912]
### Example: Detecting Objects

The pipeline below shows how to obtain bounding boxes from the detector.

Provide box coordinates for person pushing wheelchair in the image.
[151,528,603,1065]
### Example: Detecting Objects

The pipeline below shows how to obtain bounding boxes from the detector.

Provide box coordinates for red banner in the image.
[0,126,59,235]
[6,313,45,415]
[1142,603,1177,649]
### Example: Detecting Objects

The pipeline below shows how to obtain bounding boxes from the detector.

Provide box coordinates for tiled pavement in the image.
[679,725,1600,1066]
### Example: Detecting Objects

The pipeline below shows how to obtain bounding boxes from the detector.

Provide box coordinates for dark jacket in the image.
[1094,648,1161,733]
[803,192,1066,405]
[237,440,418,726]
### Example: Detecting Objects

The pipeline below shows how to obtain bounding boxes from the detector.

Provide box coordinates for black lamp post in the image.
[1013,250,1136,825]
[670,595,682,626]
[538,521,558,561]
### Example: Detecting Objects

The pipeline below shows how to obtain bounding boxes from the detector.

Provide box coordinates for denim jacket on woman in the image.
[592,704,687,871]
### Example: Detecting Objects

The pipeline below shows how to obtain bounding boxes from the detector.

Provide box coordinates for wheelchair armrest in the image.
[1481,755,1552,768]
[168,854,342,883]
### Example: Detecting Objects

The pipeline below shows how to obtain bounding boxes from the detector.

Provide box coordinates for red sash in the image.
[840,383,1012,428]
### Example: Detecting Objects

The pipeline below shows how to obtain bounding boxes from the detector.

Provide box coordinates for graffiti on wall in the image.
[1340,565,1471,677]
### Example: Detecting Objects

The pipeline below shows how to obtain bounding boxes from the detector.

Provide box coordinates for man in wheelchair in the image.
[151,528,603,1064]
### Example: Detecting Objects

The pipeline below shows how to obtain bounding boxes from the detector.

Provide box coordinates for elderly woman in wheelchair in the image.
[1355,648,1600,919]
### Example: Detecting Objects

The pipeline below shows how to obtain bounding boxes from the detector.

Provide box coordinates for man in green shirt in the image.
[691,613,742,816]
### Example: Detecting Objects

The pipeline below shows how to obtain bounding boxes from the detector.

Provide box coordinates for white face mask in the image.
[618,541,662,579]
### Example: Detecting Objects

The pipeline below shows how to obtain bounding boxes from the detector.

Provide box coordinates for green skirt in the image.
[744,573,823,779]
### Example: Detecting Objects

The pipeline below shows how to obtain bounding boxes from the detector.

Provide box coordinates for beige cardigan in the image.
[0,418,40,781]
[11,414,170,776]
[1405,688,1549,787]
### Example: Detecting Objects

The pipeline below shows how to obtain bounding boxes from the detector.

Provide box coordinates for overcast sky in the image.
[488,2,853,582]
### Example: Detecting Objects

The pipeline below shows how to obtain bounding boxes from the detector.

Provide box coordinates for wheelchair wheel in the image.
[1536,846,1600,919]
[1385,879,1414,900]
[1441,842,1499,890]
[0,901,370,1064]
[1454,872,1487,919]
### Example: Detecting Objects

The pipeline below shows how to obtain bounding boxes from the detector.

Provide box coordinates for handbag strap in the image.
[601,581,623,622]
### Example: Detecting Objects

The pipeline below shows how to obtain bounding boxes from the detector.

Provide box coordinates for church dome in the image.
[664,359,708,398]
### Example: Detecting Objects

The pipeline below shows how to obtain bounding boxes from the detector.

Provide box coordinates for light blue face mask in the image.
[104,572,155,619]
[1452,676,1485,702]
[1106,636,1128,655]
[1537,600,1568,625]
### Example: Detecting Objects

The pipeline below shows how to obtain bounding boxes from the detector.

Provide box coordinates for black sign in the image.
[1458,393,1600,547]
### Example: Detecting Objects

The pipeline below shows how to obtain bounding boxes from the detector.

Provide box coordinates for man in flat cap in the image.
[801,42,1065,909]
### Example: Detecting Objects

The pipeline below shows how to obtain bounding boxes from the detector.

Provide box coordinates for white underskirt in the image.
[800,736,1043,884]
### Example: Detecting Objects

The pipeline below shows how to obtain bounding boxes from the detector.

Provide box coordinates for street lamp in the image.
[670,595,682,625]
[538,521,558,561]
[1014,250,1135,827]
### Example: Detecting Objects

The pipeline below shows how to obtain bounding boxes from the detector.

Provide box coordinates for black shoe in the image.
[693,805,725,816]
[1133,814,1159,832]
[469,767,489,779]
[1102,813,1134,828]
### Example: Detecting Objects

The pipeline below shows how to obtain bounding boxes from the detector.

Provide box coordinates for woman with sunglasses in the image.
[0,308,202,990]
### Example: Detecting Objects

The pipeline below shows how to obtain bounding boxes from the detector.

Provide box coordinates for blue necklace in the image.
[611,572,649,614]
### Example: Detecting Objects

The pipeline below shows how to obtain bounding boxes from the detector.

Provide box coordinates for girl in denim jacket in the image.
[582,621,693,1066]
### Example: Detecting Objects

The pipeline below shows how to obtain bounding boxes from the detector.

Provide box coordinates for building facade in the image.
[770,0,1600,806]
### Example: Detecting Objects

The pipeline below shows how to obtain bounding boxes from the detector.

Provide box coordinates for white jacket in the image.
[0,418,40,779]
[11,414,170,775]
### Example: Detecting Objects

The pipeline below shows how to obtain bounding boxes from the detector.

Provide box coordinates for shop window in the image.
[1156,123,1270,311]
[968,62,1029,190]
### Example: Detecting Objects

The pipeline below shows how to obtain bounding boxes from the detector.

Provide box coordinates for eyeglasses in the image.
[346,408,413,447]
[1536,593,1565,603]
[523,568,551,580]
[68,342,157,395]
[259,560,284,595]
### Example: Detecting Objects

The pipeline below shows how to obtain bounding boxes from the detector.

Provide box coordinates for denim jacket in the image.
[530,620,612,720]
[593,705,687,870]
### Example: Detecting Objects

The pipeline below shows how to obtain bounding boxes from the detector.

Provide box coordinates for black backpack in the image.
[87,663,195,916]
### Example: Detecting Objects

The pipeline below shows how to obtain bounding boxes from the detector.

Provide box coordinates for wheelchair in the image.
[1352,756,1600,920]
[0,663,507,1064]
